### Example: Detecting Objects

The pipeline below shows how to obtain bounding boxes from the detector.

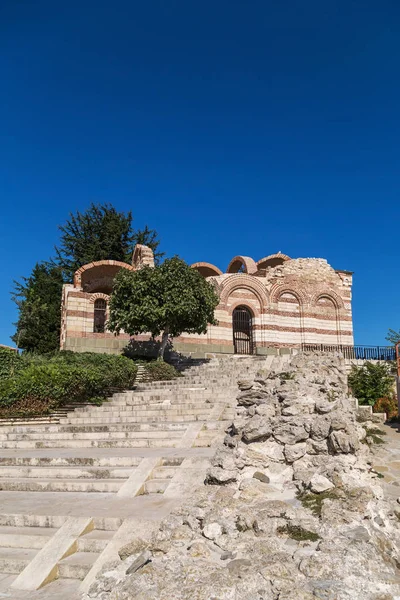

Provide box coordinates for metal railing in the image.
[301,344,396,361]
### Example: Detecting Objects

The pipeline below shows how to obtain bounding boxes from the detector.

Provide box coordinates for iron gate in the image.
[232,306,254,354]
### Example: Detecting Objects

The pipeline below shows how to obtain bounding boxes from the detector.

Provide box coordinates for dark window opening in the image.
[93,299,107,333]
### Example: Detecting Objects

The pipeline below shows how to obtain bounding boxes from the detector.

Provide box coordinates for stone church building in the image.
[60,244,354,357]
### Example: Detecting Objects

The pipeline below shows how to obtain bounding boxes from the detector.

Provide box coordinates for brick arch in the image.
[312,291,345,310]
[226,256,258,275]
[191,262,223,277]
[89,292,110,304]
[73,260,134,288]
[270,284,308,306]
[257,253,291,269]
[219,274,268,311]
[228,299,261,318]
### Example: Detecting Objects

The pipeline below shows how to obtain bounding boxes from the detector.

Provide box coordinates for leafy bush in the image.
[373,396,398,420]
[348,362,394,406]
[0,349,181,418]
[0,348,22,381]
[0,353,137,417]
[141,360,180,382]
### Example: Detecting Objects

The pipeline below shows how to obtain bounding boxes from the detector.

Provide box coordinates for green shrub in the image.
[141,360,180,382]
[0,353,137,417]
[373,396,398,420]
[348,362,394,406]
[0,348,22,381]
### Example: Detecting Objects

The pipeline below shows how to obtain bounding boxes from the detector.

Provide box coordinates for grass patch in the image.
[365,427,387,436]
[297,489,343,517]
[280,372,295,381]
[362,427,386,445]
[277,524,320,542]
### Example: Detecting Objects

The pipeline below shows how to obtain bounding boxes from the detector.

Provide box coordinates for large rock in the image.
[205,467,237,485]
[242,415,272,443]
[237,389,271,407]
[284,442,307,463]
[309,473,335,493]
[273,422,309,445]
[328,430,359,454]
[310,416,331,441]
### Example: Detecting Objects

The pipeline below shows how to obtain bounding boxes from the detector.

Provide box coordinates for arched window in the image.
[93,299,107,333]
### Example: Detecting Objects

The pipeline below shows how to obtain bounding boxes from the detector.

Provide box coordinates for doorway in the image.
[232,306,254,354]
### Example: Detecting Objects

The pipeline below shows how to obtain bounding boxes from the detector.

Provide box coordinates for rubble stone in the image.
[85,352,400,600]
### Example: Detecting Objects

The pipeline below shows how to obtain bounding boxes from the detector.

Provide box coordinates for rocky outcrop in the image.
[84,353,400,600]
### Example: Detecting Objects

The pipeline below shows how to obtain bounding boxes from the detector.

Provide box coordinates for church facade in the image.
[60,245,354,357]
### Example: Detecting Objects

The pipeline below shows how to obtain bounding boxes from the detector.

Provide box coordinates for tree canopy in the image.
[108,257,220,358]
[55,203,163,280]
[11,263,64,354]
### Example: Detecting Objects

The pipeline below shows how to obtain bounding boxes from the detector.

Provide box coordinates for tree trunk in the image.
[158,328,170,361]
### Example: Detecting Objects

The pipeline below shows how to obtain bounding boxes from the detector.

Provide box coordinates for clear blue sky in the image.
[0,1,399,346]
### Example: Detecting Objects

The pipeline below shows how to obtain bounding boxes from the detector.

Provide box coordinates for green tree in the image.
[108,257,219,359]
[11,263,64,353]
[348,361,394,406]
[12,203,163,353]
[55,203,163,280]
[386,329,400,346]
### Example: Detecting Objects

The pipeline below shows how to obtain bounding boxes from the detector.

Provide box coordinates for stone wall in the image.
[60,248,354,355]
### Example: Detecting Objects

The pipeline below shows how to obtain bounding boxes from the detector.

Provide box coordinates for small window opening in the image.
[93,299,107,333]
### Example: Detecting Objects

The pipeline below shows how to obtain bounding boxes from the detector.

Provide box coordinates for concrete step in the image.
[2,430,184,441]
[149,466,176,479]
[72,401,214,412]
[61,414,210,424]
[0,547,37,573]
[0,438,184,449]
[0,466,134,479]
[121,390,236,399]
[66,406,211,418]
[77,529,114,553]
[0,525,57,549]
[92,517,123,531]
[64,412,211,423]
[0,514,121,531]
[0,514,67,528]
[0,418,62,427]
[58,551,100,580]
[104,397,229,406]
[0,421,189,433]
[0,478,124,493]
[0,456,142,467]
[143,478,170,494]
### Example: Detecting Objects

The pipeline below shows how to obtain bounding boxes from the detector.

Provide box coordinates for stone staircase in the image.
[0,455,142,493]
[0,355,278,451]
[0,354,285,598]
[0,514,122,592]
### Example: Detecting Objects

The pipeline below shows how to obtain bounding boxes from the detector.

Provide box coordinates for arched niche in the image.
[191,262,222,277]
[74,260,134,293]
[226,256,258,275]
[257,253,291,270]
